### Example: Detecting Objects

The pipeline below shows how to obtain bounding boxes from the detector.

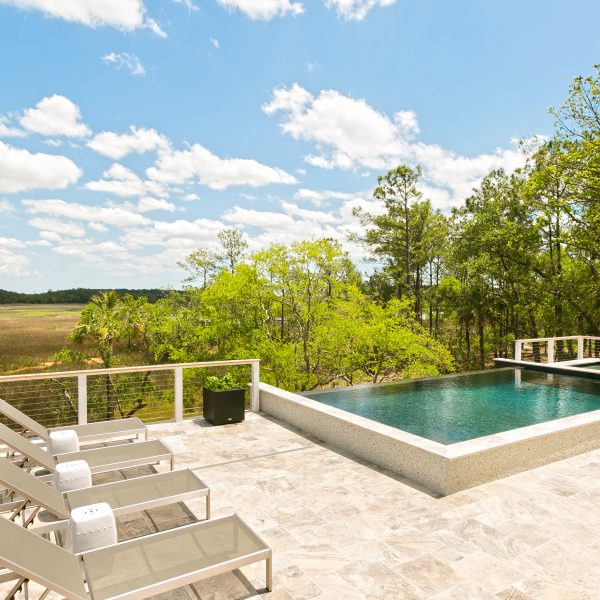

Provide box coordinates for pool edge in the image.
[259,381,600,496]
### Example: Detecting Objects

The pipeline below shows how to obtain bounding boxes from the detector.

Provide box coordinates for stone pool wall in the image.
[259,382,600,495]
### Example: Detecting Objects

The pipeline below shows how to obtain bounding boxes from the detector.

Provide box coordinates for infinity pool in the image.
[303,369,600,444]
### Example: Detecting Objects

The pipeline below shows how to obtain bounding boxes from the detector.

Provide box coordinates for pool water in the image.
[303,369,600,444]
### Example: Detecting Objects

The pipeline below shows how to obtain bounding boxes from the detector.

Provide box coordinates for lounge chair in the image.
[0,423,174,476]
[0,398,147,443]
[0,512,272,599]
[0,458,210,529]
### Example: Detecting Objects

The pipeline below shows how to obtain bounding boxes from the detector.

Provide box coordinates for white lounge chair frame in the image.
[0,458,210,531]
[0,513,273,600]
[0,398,148,444]
[0,422,174,476]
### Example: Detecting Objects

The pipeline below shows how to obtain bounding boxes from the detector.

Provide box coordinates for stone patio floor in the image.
[5,411,600,599]
[147,412,600,600]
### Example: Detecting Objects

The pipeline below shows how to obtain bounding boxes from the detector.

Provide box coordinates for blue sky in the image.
[0,0,599,292]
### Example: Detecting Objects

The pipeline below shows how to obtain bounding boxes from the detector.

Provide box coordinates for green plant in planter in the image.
[204,373,243,391]
[203,373,246,425]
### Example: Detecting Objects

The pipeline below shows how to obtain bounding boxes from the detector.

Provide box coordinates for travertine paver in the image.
[146,413,600,599]
[4,411,600,599]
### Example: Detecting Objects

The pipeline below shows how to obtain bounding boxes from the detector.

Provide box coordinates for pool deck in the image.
[150,414,599,598]
[5,412,600,599]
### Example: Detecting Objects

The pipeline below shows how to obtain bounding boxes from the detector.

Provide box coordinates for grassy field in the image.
[0,304,84,374]
[0,304,249,426]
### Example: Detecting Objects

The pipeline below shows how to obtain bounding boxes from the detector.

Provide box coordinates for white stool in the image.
[65,502,117,554]
[48,430,79,455]
[53,460,92,492]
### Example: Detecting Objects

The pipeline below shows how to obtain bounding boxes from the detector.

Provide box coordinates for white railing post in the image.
[78,374,87,425]
[174,367,183,422]
[514,340,522,361]
[578,336,584,360]
[251,361,260,412]
[547,339,555,364]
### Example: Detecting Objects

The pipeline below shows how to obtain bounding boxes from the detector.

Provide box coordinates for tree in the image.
[177,248,219,288]
[217,228,248,273]
[354,165,447,322]
[69,291,157,419]
[71,291,123,419]
[145,238,454,391]
[71,291,122,369]
[445,168,549,364]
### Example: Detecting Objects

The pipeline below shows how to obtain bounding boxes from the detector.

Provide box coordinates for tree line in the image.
[63,66,600,393]
[0,288,171,304]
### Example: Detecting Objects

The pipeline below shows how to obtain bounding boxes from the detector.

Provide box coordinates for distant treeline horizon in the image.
[0,288,176,304]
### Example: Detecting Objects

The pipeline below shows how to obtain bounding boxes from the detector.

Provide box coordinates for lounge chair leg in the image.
[206,490,211,520]
[170,457,174,470]
[5,577,27,600]
[266,555,272,592]
[145,430,149,441]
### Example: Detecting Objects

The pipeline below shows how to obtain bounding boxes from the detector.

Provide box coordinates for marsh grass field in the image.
[0,304,84,374]
[0,304,185,426]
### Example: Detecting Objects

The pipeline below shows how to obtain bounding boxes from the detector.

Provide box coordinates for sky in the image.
[0,0,599,292]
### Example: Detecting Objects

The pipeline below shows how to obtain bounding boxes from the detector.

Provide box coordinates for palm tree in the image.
[71,291,123,419]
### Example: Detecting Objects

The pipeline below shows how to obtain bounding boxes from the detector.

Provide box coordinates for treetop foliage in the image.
[59,65,600,393]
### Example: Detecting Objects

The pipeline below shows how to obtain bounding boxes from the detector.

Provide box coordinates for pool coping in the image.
[259,374,600,495]
[495,357,600,378]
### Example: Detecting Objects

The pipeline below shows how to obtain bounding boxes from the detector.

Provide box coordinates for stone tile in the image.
[272,565,322,599]
[336,559,424,599]
[430,580,498,599]
[397,553,459,596]
[496,587,534,600]
[514,576,594,600]
[383,527,445,560]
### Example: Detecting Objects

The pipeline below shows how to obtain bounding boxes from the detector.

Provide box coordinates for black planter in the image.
[202,387,246,425]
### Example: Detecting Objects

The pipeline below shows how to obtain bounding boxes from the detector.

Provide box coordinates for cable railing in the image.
[514,336,600,364]
[0,359,260,430]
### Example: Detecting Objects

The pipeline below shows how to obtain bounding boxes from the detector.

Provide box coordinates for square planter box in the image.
[203,387,246,426]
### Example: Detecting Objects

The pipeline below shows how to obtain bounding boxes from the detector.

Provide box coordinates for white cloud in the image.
[324,0,395,20]
[88,126,170,159]
[173,0,199,11]
[0,0,164,35]
[20,95,90,137]
[182,193,200,202]
[394,110,420,138]
[50,239,133,265]
[0,199,13,213]
[0,141,82,193]
[28,217,86,238]
[43,139,63,147]
[89,222,109,233]
[217,0,303,20]
[123,218,225,249]
[264,83,529,208]
[134,197,176,213]
[145,17,166,37]
[0,116,25,138]
[101,52,146,76]
[222,204,342,247]
[294,188,357,206]
[0,237,29,275]
[147,143,297,190]
[209,37,220,49]
[0,236,25,249]
[263,84,407,170]
[223,206,297,230]
[22,198,151,227]
[85,163,165,198]
[281,201,337,223]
